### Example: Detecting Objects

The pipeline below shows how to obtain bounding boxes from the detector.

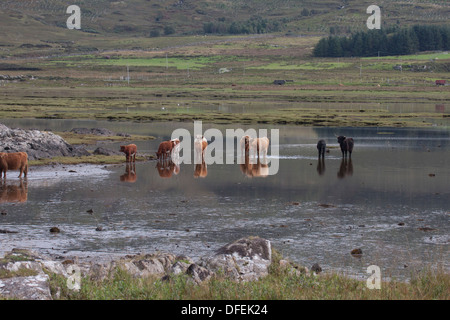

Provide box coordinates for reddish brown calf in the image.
[120,144,137,162]
[0,152,28,179]
[156,141,174,160]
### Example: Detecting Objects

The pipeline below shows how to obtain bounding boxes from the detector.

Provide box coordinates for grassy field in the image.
[364,52,450,61]
[1,36,449,128]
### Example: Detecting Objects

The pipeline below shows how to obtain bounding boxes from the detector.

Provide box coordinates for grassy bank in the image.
[47,260,449,300]
[53,131,155,146]
[28,154,151,166]
[2,248,448,300]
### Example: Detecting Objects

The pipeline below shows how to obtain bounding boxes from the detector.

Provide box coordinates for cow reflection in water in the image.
[337,158,353,179]
[156,160,180,179]
[0,180,28,203]
[120,163,137,183]
[239,154,269,178]
[194,160,207,178]
[193,139,207,178]
[317,157,325,176]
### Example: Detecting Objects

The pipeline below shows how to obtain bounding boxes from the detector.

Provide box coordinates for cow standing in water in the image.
[0,152,28,179]
[317,139,326,158]
[120,144,137,162]
[337,136,354,158]
[156,140,173,160]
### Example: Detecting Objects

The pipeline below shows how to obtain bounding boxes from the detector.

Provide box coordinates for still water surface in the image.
[0,119,449,280]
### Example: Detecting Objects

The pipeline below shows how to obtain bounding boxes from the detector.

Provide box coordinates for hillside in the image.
[0,0,449,57]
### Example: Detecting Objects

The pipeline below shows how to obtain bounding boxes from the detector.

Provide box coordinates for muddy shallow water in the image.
[0,119,449,281]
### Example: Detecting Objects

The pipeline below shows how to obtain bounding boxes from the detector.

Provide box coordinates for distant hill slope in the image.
[0,0,448,56]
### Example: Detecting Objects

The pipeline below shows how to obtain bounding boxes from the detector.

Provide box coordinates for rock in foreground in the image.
[198,236,272,282]
[0,237,279,300]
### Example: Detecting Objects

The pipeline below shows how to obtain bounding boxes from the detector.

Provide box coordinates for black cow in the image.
[337,136,354,158]
[317,139,326,158]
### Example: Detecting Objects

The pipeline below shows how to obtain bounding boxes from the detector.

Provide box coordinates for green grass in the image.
[52,56,223,70]
[250,62,353,70]
[0,33,449,129]
[0,268,39,280]
[29,155,151,166]
[364,52,450,61]
[46,262,449,300]
[54,131,155,145]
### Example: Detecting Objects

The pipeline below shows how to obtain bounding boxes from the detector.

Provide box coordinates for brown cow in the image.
[0,152,28,179]
[120,144,137,162]
[156,140,174,160]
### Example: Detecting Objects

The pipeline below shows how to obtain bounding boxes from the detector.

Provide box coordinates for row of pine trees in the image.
[313,25,450,57]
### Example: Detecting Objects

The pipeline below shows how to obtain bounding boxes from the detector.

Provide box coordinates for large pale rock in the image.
[198,237,272,282]
[170,261,192,275]
[0,274,52,300]
[0,123,89,160]
[0,253,53,300]
[112,252,177,279]
[0,237,278,299]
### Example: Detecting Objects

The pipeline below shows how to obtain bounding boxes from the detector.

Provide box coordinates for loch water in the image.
[0,119,449,281]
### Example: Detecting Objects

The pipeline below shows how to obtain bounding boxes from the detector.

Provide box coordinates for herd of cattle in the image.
[117,134,354,179]
[0,135,353,180]
[0,135,354,180]
[0,136,354,203]
[148,134,352,162]
[0,135,353,202]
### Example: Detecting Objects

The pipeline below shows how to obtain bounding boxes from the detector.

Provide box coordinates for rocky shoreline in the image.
[0,237,309,300]
[0,123,91,160]
[0,123,135,161]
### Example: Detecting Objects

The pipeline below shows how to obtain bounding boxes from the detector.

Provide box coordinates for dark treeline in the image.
[203,16,282,35]
[313,25,450,57]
